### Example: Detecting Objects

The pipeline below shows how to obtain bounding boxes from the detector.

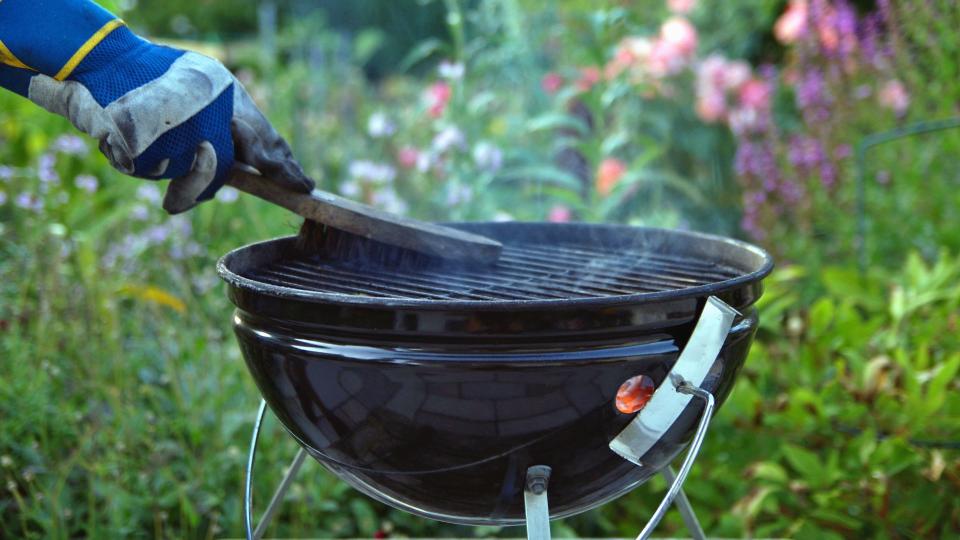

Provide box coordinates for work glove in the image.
[0,0,314,213]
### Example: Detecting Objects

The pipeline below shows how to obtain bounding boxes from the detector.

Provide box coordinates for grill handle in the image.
[609,295,737,540]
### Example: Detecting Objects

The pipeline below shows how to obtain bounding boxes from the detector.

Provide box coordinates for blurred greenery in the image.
[1,0,958,538]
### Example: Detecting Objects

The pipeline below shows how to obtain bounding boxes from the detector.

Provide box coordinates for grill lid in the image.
[220,223,772,308]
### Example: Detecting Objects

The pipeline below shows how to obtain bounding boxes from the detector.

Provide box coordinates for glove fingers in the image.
[162,141,219,214]
[231,117,314,194]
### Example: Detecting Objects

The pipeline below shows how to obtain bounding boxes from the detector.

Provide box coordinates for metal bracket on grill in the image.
[608,295,737,540]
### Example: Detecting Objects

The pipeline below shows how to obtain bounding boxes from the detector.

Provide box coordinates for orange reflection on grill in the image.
[615,374,655,414]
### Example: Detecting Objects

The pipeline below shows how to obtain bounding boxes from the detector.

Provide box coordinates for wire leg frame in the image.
[635,382,714,540]
[245,399,308,540]
[243,385,713,540]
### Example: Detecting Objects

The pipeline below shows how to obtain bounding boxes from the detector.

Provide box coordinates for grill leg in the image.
[245,399,308,540]
[660,466,707,540]
[523,465,552,540]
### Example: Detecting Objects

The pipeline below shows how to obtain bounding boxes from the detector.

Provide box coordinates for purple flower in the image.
[834,144,852,160]
[38,153,59,185]
[215,186,239,203]
[819,161,837,189]
[796,69,828,111]
[168,215,193,237]
[0,166,13,181]
[472,142,503,172]
[74,175,99,194]
[431,126,466,154]
[52,134,88,156]
[445,184,474,206]
[0,191,6,205]
[145,225,170,244]
[15,192,43,212]
[787,136,824,170]
[136,184,163,204]
[778,179,805,203]
[131,204,150,221]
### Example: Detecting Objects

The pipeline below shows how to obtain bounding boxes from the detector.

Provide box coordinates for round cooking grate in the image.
[236,228,752,302]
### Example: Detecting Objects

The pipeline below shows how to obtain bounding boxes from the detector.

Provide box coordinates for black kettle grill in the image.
[217,222,773,539]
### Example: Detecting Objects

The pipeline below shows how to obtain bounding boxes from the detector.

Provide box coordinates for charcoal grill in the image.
[217,222,772,540]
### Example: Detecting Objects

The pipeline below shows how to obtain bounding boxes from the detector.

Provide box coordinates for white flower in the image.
[339,180,361,198]
[370,189,408,215]
[431,126,466,154]
[415,152,433,173]
[366,112,397,138]
[348,160,396,184]
[493,211,514,222]
[74,174,99,193]
[215,186,239,203]
[438,60,465,80]
[472,141,503,172]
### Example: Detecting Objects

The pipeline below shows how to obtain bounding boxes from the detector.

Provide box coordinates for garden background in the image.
[1,0,958,538]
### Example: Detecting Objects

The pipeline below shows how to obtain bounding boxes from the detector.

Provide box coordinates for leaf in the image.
[782,444,829,487]
[495,165,584,190]
[396,38,447,73]
[525,113,590,136]
[117,284,186,313]
[808,298,835,336]
[352,29,386,65]
[925,353,960,413]
[753,461,789,484]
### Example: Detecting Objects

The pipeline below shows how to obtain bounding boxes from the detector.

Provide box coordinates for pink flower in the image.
[576,66,601,92]
[667,0,697,15]
[775,0,808,44]
[878,80,909,115]
[605,37,653,80]
[596,158,628,196]
[660,17,698,58]
[425,82,452,118]
[541,72,564,94]
[548,205,572,223]
[647,38,684,77]
[696,90,727,123]
[738,78,771,111]
[396,146,420,169]
[721,61,751,91]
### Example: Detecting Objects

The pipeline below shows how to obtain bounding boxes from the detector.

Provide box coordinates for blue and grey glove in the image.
[0,0,313,213]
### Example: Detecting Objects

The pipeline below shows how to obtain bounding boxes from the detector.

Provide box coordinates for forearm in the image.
[0,1,125,81]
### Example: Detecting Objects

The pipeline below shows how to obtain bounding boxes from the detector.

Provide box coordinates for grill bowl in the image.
[218,222,772,525]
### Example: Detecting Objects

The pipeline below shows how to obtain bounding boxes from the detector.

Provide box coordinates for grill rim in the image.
[217,223,774,311]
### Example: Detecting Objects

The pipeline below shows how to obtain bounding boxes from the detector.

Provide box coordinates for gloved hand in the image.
[0,0,314,213]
